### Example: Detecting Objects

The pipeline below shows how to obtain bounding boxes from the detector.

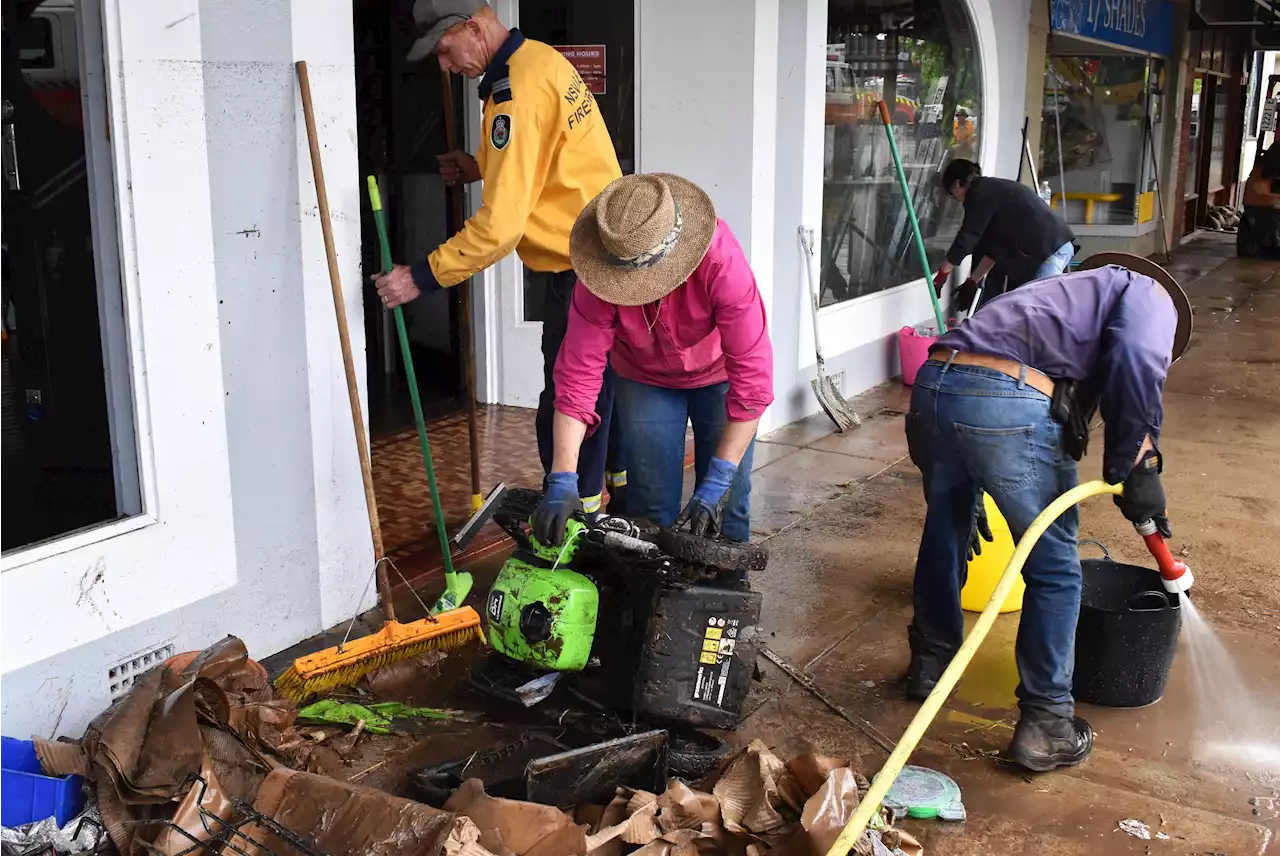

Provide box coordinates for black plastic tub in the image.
[1073,548,1182,708]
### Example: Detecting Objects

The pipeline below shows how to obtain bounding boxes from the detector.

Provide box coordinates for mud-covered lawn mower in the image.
[469,487,767,773]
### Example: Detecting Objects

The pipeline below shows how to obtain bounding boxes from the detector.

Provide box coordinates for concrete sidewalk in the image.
[741,234,1280,855]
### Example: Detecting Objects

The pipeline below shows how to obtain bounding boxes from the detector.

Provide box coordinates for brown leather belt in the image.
[927,349,1056,398]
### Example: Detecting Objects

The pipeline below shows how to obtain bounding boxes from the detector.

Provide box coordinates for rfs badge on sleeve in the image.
[491,114,512,150]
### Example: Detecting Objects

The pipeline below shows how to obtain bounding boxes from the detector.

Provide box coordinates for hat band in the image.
[605,203,682,270]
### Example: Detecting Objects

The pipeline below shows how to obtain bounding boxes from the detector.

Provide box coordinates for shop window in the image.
[3,0,139,552]
[819,0,982,307]
[1186,75,1203,199]
[1041,55,1165,227]
[520,0,634,323]
[1205,79,1230,193]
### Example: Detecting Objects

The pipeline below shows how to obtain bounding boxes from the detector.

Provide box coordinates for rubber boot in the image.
[1005,708,1094,772]
[904,653,948,702]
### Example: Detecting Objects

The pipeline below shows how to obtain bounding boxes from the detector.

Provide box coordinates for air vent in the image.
[108,643,176,699]
[829,371,845,394]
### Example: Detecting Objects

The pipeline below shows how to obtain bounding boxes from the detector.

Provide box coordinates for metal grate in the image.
[108,643,176,699]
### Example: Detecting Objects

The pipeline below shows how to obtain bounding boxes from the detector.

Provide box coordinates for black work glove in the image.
[967,498,995,562]
[1115,451,1172,537]
[954,278,981,311]
[674,457,738,538]
[532,472,580,546]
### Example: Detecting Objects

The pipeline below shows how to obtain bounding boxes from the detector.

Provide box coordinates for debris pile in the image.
[5,636,920,856]
[1205,205,1240,233]
[440,740,921,856]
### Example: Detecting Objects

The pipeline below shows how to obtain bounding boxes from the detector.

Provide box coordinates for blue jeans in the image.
[906,359,1080,717]
[533,269,612,511]
[613,375,755,542]
[1034,241,1075,280]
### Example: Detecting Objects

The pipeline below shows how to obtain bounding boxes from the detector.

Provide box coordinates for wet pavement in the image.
[740,234,1280,854]
[261,234,1279,853]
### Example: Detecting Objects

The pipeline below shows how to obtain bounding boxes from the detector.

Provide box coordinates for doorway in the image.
[485,0,637,408]
[355,0,467,439]
[350,0,637,570]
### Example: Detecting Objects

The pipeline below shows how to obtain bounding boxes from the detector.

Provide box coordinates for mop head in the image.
[274,607,485,701]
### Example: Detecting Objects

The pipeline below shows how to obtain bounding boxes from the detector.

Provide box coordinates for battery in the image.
[631,584,762,729]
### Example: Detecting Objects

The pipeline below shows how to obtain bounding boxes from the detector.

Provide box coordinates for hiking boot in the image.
[904,653,947,701]
[1005,709,1094,772]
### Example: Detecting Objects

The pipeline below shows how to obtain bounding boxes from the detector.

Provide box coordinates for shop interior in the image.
[1040,45,1165,230]
[2,0,126,552]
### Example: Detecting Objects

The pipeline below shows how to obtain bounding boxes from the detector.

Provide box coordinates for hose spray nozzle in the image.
[1135,519,1194,594]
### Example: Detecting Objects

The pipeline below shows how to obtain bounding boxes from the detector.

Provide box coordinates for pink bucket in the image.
[898,326,938,386]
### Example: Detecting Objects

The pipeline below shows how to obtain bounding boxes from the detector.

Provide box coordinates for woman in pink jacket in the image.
[531,173,774,546]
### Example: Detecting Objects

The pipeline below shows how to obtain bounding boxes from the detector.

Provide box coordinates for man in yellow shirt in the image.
[374,0,623,516]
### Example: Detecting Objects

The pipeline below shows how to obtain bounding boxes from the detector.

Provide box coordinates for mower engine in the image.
[480,490,767,729]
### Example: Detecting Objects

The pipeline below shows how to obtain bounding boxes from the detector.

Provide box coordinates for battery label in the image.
[692,615,742,709]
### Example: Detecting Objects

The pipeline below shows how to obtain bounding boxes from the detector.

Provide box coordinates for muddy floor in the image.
[264,233,1279,854]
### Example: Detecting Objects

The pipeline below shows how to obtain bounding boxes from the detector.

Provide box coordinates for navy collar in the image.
[478,29,525,101]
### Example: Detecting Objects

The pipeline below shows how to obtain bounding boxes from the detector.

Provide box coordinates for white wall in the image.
[1,0,372,738]
[638,0,779,312]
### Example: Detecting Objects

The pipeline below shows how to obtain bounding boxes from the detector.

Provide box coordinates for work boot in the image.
[1005,709,1094,772]
[904,653,948,702]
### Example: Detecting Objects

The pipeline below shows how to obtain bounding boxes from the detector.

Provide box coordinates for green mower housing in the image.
[485,520,598,671]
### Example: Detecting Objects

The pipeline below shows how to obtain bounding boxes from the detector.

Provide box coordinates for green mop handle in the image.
[366,176,457,580]
[878,101,948,333]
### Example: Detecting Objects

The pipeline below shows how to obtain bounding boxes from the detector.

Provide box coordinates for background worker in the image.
[373,0,622,515]
[531,174,774,548]
[903,264,1182,773]
[934,158,1075,309]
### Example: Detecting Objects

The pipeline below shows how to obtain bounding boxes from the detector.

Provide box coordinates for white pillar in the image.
[638,0,779,311]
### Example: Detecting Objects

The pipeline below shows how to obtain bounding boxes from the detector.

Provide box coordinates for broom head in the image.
[274,606,485,701]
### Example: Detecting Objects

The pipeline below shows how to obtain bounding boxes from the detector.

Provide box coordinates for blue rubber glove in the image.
[674,457,738,538]
[532,472,580,547]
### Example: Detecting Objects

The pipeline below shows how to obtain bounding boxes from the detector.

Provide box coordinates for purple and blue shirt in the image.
[935,265,1178,483]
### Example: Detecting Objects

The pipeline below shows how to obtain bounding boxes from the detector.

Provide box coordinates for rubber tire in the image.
[666,727,731,781]
[655,528,769,574]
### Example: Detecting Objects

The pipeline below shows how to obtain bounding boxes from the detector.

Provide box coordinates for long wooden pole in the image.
[440,69,483,511]
[296,60,393,619]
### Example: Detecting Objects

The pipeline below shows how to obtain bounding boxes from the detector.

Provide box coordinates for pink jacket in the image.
[554,219,774,431]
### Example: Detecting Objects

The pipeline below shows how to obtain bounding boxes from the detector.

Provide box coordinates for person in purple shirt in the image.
[904,264,1183,772]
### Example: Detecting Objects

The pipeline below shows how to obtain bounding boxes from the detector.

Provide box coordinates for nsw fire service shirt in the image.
[934,265,1177,483]
[410,30,622,292]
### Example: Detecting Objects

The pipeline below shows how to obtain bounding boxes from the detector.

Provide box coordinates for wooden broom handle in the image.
[440,70,483,506]
[296,62,391,610]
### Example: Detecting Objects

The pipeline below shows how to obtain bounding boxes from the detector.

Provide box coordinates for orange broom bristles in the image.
[273,606,485,701]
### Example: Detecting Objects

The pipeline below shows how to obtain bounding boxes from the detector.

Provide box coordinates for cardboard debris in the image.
[31,737,91,778]
[713,740,790,836]
[82,636,312,855]
[444,778,589,856]
[244,768,463,856]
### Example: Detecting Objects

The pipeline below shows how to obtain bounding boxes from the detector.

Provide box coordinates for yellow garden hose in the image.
[826,479,1123,855]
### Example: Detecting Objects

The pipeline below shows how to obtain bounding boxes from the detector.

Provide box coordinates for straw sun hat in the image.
[569,173,717,306]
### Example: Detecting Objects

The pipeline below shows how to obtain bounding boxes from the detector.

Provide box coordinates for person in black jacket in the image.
[934,160,1075,307]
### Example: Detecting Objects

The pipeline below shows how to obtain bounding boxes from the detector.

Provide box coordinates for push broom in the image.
[275,62,482,702]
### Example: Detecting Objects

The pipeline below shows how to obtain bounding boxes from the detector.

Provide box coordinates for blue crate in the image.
[1,737,85,828]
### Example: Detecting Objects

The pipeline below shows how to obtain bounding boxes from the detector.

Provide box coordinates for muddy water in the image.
[1181,597,1280,781]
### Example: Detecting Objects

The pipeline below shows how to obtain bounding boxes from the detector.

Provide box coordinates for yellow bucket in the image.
[961,493,1024,613]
